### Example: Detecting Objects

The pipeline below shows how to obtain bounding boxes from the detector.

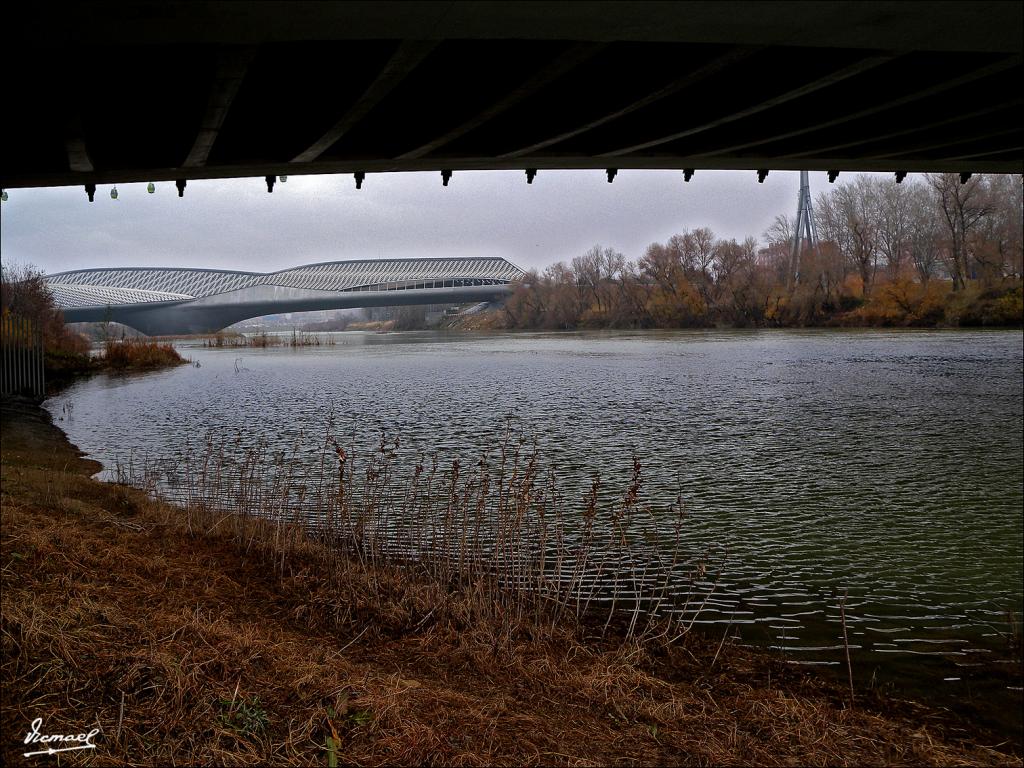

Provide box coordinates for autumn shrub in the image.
[645,284,708,328]
[838,293,864,312]
[946,282,1024,327]
[878,279,919,323]
[844,278,952,326]
[1,263,92,377]
[844,302,901,327]
[766,285,832,326]
[990,286,1024,325]
[101,339,186,370]
[914,282,952,324]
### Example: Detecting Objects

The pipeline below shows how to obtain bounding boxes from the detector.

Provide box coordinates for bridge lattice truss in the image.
[46,257,524,310]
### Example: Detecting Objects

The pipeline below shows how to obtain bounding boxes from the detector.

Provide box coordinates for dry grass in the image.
[135,422,709,649]
[100,339,187,370]
[203,330,336,348]
[1,399,1020,767]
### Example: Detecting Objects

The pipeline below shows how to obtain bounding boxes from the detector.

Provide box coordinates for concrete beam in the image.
[291,40,439,163]
[689,54,1024,159]
[396,42,606,160]
[948,145,1022,162]
[868,126,1024,161]
[498,46,759,160]
[779,101,1024,160]
[9,2,1021,53]
[64,137,94,173]
[183,46,256,168]
[600,52,898,157]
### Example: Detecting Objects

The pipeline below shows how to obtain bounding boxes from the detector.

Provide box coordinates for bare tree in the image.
[572,246,604,314]
[763,214,794,248]
[927,173,993,290]
[611,260,650,327]
[873,178,913,280]
[544,262,581,329]
[570,245,626,325]
[815,190,854,278]
[906,183,943,284]
[666,231,696,272]
[761,214,798,285]
[638,238,705,326]
[972,174,1023,281]
[713,236,765,324]
[833,177,880,294]
[690,227,717,278]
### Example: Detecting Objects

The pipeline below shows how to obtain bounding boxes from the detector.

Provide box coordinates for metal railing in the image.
[1,313,46,399]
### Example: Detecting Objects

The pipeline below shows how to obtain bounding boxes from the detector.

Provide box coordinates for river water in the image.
[45,329,1023,722]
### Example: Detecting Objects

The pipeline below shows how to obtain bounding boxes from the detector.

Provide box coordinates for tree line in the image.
[502,173,1023,329]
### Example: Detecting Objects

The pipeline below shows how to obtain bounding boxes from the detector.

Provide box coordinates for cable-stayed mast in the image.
[789,170,818,286]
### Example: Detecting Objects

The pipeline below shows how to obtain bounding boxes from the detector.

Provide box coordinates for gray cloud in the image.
[1,170,887,275]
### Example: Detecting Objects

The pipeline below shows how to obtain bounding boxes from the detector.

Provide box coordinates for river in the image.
[45,328,1023,727]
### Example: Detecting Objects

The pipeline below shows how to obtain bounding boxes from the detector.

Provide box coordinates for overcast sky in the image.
[1,169,883,275]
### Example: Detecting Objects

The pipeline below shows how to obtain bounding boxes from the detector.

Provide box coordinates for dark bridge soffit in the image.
[291,39,441,163]
[64,137,94,174]
[9,2,1022,52]
[871,126,1024,161]
[396,42,608,161]
[688,54,1024,160]
[599,52,900,158]
[2,1,1022,189]
[64,77,94,173]
[497,45,763,160]
[183,46,257,168]
[779,100,1024,160]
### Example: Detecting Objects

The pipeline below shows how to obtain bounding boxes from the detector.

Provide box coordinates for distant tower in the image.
[789,170,818,287]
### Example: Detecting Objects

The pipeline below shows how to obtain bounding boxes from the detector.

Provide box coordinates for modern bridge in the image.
[46,257,525,335]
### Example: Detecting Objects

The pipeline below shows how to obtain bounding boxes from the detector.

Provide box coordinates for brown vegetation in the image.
[129,423,704,645]
[1,263,92,379]
[500,173,1023,330]
[1,265,189,390]
[2,400,1020,767]
[203,330,337,348]
[101,338,187,370]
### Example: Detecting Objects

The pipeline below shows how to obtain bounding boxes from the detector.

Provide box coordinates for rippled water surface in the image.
[47,329,1023,713]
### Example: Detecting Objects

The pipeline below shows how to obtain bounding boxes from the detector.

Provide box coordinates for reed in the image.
[101,338,187,369]
[203,330,336,348]
[839,588,855,709]
[120,417,720,644]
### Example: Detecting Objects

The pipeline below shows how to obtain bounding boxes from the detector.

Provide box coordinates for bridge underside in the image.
[63,284,509,336]
[2,1,1021,192]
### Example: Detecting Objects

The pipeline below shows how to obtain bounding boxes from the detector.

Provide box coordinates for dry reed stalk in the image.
[839,588,855,709]
[120,416,736,652]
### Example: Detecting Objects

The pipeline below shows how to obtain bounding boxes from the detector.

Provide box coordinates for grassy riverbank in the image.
[42,338,188,394]
[99,338,189,370]
[1,400,1020,767]
[2,267,187,393]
